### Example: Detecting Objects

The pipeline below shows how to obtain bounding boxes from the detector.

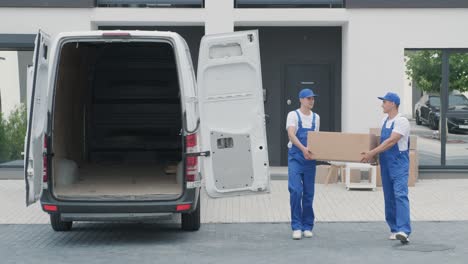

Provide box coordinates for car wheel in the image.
[415,112,422,125]
[50,214,72,231]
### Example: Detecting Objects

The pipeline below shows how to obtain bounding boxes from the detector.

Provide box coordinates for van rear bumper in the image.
[61,212,174,221]
[40,188,200,217]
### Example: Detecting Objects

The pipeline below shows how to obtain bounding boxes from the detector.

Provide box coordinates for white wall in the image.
[1,5,468,132]
[343,9,468,132]
[0,51,21,118]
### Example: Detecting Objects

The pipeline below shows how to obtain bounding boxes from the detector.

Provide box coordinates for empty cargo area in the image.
[52,40,184,200]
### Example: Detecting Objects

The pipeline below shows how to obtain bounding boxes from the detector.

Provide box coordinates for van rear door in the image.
[24,30,50,206]
[197,30,270,198]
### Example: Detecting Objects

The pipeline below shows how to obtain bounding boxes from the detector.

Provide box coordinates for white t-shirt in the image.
[381,113,410,151]
[286,109,320,148]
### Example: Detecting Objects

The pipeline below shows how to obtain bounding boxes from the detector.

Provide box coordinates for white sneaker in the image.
[389,233,397,240]
[395,232,410,244]
[292,230,302,240]
[303,230,314,238]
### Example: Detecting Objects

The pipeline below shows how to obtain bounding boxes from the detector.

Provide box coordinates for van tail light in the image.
[43,135,48,183]
[185,133,198,182]
[176,204,191,212]
[43,204,57,212]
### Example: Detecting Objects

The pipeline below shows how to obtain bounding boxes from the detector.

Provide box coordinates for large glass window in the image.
[405,49,468,169]
[405,50,441,166]
[446,52,468,166]
[0,50,32,168]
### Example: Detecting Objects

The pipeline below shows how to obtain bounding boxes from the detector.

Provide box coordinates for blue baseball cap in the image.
[299,88,318,99]
[378,92,400,106]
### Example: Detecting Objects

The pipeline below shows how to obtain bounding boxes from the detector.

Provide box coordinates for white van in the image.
[24,30,270,231]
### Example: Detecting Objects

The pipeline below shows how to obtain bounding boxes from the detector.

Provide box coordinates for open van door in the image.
[24,30,50,206]
[197,30,270,198]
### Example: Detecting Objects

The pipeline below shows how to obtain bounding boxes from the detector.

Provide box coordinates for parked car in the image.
[414,94,468,132]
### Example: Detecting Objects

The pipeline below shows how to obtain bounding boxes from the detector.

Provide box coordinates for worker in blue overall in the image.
[361,92,412,244]
[286,88,320,240]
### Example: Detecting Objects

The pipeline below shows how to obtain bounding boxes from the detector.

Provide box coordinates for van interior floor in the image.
[53,164,182,199]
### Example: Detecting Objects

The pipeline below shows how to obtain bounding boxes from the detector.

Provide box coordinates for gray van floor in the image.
[54,164,182,198]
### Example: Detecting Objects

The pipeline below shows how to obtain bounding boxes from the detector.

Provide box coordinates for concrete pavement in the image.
[0,222,466,264]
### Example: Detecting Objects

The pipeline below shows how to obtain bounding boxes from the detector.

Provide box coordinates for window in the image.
[0,50,33,168]
[405,49,468,168]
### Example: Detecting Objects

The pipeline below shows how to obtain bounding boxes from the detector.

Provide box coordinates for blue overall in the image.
[379,118,412,235]
[288,110,317,231]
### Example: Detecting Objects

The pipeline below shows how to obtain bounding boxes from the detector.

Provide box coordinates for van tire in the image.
[181,195,201,231]
[50,214,73,231]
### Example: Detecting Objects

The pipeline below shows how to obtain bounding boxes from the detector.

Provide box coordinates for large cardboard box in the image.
[307,132,379,163]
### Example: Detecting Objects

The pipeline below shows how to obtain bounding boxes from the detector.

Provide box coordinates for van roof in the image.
[55,30,183,40]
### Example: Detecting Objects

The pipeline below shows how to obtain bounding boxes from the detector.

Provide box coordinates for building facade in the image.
[1,0,467,171]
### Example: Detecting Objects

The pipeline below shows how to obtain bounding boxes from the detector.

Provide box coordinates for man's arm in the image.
[287,126,313,160]
[361,132,402,162]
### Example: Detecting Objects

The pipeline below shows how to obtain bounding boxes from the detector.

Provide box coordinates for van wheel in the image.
[50,214,72,231]
[181,195,201,231]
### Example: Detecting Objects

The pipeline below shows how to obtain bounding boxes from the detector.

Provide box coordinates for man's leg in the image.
[392,155,412,235]
[301,161,316,231]
[288,158,304,231]
[380,161,398,233]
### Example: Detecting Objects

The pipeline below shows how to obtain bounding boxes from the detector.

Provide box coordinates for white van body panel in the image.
[197,30,270,198]
[24,30,50,205]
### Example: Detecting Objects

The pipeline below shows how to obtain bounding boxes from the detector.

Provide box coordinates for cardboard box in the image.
[369,128,382,145]
[408,150,419,187]
[409,135,417,150]
[315,165,339,184]
[371,151,418,187]
[369,128,382,136]
[315,165,329,184]
[372,165,382,187]
[342,168,362,183]
[307,132,379,163]
[328,165,339,184]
